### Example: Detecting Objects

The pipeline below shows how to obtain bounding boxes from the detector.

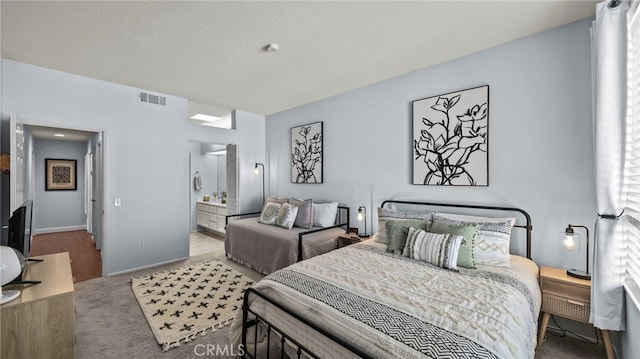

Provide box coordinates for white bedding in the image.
[230,238,541,358]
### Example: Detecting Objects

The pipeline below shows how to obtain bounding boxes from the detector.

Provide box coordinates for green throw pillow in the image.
[429,222,478,269]
[386,219,429,254]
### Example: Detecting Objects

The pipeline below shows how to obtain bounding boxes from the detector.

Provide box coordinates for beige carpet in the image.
[74,238,609,358]
[75,246,267,359]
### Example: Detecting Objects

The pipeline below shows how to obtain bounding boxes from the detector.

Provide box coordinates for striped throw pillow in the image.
[404,227,465,270]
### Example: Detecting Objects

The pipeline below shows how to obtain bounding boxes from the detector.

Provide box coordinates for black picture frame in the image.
[412,85,489,186]
[291,121,323,184]
[45,158,77,191]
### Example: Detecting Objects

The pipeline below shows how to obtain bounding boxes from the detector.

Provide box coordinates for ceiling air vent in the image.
[138,91,166,106]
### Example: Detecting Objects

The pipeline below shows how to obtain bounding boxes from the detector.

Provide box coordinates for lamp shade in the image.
[1,246,25,304]
[1,246,24,285]
[563,231,578,252]
[254,163,265,204]
[563,224,590,280]
[357,206,370,237]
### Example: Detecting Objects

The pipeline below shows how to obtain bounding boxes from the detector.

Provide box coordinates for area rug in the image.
[131,261,254,351]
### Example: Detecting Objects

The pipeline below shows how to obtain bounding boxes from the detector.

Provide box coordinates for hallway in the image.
[30,230,102,282]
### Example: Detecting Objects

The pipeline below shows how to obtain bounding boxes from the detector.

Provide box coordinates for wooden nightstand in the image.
[537,266,613,359]
[337,234,363,248]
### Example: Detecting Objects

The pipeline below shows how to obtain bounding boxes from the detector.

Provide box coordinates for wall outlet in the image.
[114,198,122,206]
[138,242,144,251]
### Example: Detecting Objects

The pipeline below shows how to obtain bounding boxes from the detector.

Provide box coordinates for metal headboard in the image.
[380,200,533,259]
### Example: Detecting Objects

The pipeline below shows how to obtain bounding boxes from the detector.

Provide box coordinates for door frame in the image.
[9,114,108,274]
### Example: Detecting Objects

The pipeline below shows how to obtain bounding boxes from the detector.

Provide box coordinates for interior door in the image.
[91,139,104,250]
[226,144,238,215]
[87,151,94,233]
[9,115,24,212]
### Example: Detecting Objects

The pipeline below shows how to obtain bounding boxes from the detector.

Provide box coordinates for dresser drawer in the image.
[216,207,227,215]
[540,278,589,302]
[197,203,209,212]
[542,293,590,323]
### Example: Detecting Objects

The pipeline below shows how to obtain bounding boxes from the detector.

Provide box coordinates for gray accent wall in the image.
[33,138,87,232]
[265,16,640,358]
[267,18,595,271]
[34,139,87,234]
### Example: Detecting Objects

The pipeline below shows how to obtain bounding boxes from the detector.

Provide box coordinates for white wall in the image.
[33,138,87,232]
[266,19,595,271]
[1,60,266,275]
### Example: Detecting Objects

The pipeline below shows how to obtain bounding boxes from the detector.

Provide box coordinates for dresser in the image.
[1,252,75,359]
[196,201,227,234]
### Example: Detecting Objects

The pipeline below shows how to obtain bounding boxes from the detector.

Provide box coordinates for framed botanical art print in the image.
[291,121,323,183]
[45,158,77,191]
[412,85,489,186]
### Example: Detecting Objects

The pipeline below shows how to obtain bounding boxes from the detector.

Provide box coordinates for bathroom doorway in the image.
[187,141,238,254]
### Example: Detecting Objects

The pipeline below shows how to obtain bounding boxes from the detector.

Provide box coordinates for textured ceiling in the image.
[1,1,596,117]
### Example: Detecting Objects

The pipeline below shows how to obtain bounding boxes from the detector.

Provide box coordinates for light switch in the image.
[114,198,122,207]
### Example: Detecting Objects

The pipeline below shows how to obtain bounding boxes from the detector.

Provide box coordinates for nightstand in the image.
[537,266,613,359]
[337,234,363,248]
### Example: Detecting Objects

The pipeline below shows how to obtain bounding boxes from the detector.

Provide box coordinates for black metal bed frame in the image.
[226,205,350,262]
[240,200,533,358]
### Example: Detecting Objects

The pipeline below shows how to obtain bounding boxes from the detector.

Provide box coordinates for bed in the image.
[229,200,541,359]
[225,201,349,275]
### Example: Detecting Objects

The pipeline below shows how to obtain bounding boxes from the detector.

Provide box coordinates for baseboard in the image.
[35,225,87,235]
[107,256,189,276]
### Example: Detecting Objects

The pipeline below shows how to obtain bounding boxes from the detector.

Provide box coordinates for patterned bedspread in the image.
[230,240,541,359]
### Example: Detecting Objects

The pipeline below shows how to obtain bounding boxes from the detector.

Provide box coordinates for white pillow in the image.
[436,212,516,227]
[312,202,339,228]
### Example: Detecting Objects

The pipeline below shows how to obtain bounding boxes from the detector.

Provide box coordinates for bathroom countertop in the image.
[197,200,227,208]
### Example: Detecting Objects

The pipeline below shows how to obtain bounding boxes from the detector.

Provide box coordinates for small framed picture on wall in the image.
[45,158,77,191]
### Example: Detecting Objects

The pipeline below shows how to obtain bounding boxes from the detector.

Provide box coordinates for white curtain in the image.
[591,0,629,331]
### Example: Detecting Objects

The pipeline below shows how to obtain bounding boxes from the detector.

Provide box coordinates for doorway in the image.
[9,117,105,281]
[188,141,238,255]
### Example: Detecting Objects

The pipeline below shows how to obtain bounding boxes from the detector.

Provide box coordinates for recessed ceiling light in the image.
[54,133,65,137]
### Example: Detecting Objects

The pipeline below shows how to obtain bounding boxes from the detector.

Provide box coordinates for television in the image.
[8,200,33,258]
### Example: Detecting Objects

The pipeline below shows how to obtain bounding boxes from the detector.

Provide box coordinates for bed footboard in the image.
[296,205,349,261]
[241,287,368,359]
[225,211,261,225]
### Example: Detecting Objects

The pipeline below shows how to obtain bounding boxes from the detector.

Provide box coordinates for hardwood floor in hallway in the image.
[30,230,102,283]
[29,230,223,283]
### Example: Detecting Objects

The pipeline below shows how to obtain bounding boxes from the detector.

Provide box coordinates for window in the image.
[626,4,640,302]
